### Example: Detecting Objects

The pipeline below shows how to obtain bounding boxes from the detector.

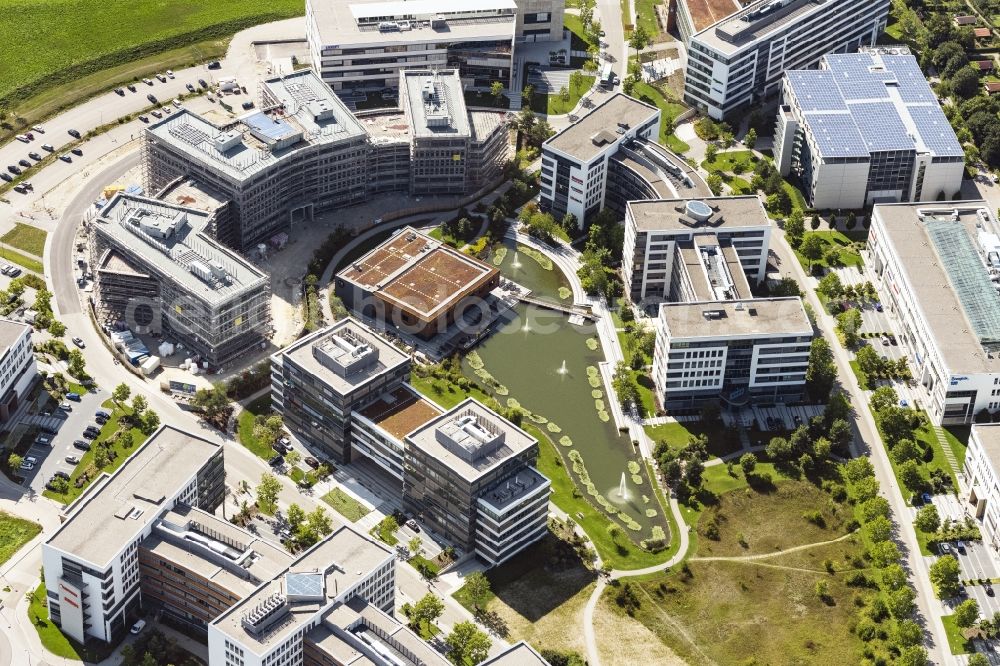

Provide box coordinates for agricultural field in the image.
[0,0,303,109]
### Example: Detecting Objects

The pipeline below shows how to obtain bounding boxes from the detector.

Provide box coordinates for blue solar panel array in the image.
[245,112,297,141]
[787,52,960,158]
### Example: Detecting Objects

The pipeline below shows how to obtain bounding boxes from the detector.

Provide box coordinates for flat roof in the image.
[972,425,1000,473]
[660,297,811,339]
[785,50,962,159]
[544,93,659,162]
[680,0,743,32]
[481,642,551,666]
[95,194,269,306]
[211,525,394,651]
[356,385,443,439]
[610,154,677,198]
[695,0,826,54]
[400,70,470,139]
[47,426,222,567]
[338,227,498,320]
[147,70,366,182]
[276,318,410,396]
[627,196,771,232]
[309,0,517,48]
[0,319,30,351]
[404,398,536,482]
[873,201,1000,373]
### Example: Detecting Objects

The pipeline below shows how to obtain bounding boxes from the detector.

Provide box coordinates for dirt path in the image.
[690,530,856,563]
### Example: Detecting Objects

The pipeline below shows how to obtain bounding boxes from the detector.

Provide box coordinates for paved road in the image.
[773,226,950,664]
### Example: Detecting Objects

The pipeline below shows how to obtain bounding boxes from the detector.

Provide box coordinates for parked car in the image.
[15,134,29,143]
[940,542,952,555]
[198,78,208,88]
[19,461,33,471]
[127,84,137,92]
[12,184,26,194]
[880,335,890,346]
[32,125,44,133]
[957,540,966,554]
[60,402,71,411]
[405,519,419,532]
[82,430,99,440]
[921,492,932,504]
[53,470,70,480]
[304,456,319,469]
[139,115,149,123]
[186,83,196,92]
[66,392,81,402]
[147,93,158,104]
[28,152,41,160]
[207,60,221,69]
[0,173,10,182]
[268,454,284,467]
[65,455,80,464]
[988,585,995,597]
[41,143,54,152]
[151,110,162,118]
[874,302,883,312]
[143,78,153,85]
[241,100,254,110]
[95,409,111,419]
[71,148,82,156]
[68,128,80,138]
[7,165,20,175]
[131,620,146,635]
[115,88,125,95]
[25,456,37,465]
[18,159,30,167]
[71,337,85,348]
[156,74,167,83]
[73,440,91,451]
[59,154,72,163]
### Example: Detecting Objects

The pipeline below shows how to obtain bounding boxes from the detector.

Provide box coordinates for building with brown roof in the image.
[975,27,993,39]
[335,226,499,340]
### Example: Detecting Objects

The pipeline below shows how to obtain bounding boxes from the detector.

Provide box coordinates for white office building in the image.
[964,425,1000,550]
[0,319,37,425]
[306,0,563,95]
[774,48,964,210]
[867,201,1000,425]
[652,297,813,408]
[42,427,225,644]
[622,197,772,306]
[684,0,890,120]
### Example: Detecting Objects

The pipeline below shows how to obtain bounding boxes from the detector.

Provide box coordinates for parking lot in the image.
[20,385,108,494]
[526,66,575,94]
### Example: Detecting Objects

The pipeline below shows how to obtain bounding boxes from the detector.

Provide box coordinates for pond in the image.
[462,238,666,537]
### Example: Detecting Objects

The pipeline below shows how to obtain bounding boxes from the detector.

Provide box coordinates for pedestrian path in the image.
[934,424,960,477]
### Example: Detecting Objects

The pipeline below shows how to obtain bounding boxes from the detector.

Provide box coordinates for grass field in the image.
[634,0,663,37]
[644,420,746,460]
[533,74,595,115]
[630,82,689,153]
[237,395,278,460]
[793,230,864,270]
[0,223,47,256]
[942,613,974,654]
[0,247,44,273]
[27,583,113,661]
[0,1,302,111]
[0,510,41,565]
[42,399,148,504]
[321,488,370,522]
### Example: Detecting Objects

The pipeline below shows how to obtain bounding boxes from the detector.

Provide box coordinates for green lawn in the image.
[702,150,756,174]
[237,395,277,460]
[0,247,44,273]
[321,488,371,522]
[875,408,959,496]
[633,370,657,418]
[630,81,689,152]
[0,1,303,111]
[42,399,148,504]
[0,510,41,564]
[371,520,400,546]
[634,0,662,36]
[849,359,870,391]
[942,613,974,654]
[27,583,112,661]
[0,223,46,256]
[644,420,745,459]
[534,74,595,115]
[943,426,970,468]
[563,15,596,52]
[793,230,864,271]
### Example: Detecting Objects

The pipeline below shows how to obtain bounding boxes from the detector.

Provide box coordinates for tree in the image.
[48,320,66,337]
[835,308,862,347]
[140,409,160,435]
[611,361,640,408]
[969,655,990,666]
[805,337,836,402]
[955,598,980,629]
[865,515,892,544]
[706,173,723,195]
[256,472,281,512]
[705,142,719,162]
[886,586,915,619]
[744,127,757,149]
[286,503,306,531]
[68,349,87,378]
[559,85,570,103]
[285,450,301,468]
[870,540,900,568]
[192,384,230,420]
[799,234,824,269]
[861,496,891,523]
[739,453,757,476]
[784,210,805,248]
[810,213,821,230]
[8,453,23,470]
[952,66,981,99]
[898,460,925,492]
[855,345,883,379]
[408,536,422,557]
[464,571,492,610]
[446,621,492,665]
[896,618,922,647]
[307,506,333,536]
[845,211,857,230]
[897,646,928,666]
[914,505,941,533]
[844,457,874,483]
[929,555,961,598]
[112,382,131,406]
[881,563,908,591]
[817,272,844,300]
[628,25,650,59]
[131,394,148,416]
[411,592,445,629]
[489,81,505,103]
[870,385,899,414]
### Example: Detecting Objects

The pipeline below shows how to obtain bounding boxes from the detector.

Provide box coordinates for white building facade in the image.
[684,0,890,120]
[0,319,37,424]
[964,425,1000,551]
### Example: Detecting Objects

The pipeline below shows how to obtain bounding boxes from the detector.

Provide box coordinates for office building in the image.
[335,226,500,340]
[774,48,964,209]
[42,426,225,644]
[91,194,271,368]
[271,318,412,463]
[684,0,890,119]
[399,69,511,196]
[867,201,1000,425]
[964,424,1000,551]
[622,197,772,305]
[142,69,511,253]
[652,297,813,408]
[0,319,37,424]
[403,398,550,566]
[306,0,563,95]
